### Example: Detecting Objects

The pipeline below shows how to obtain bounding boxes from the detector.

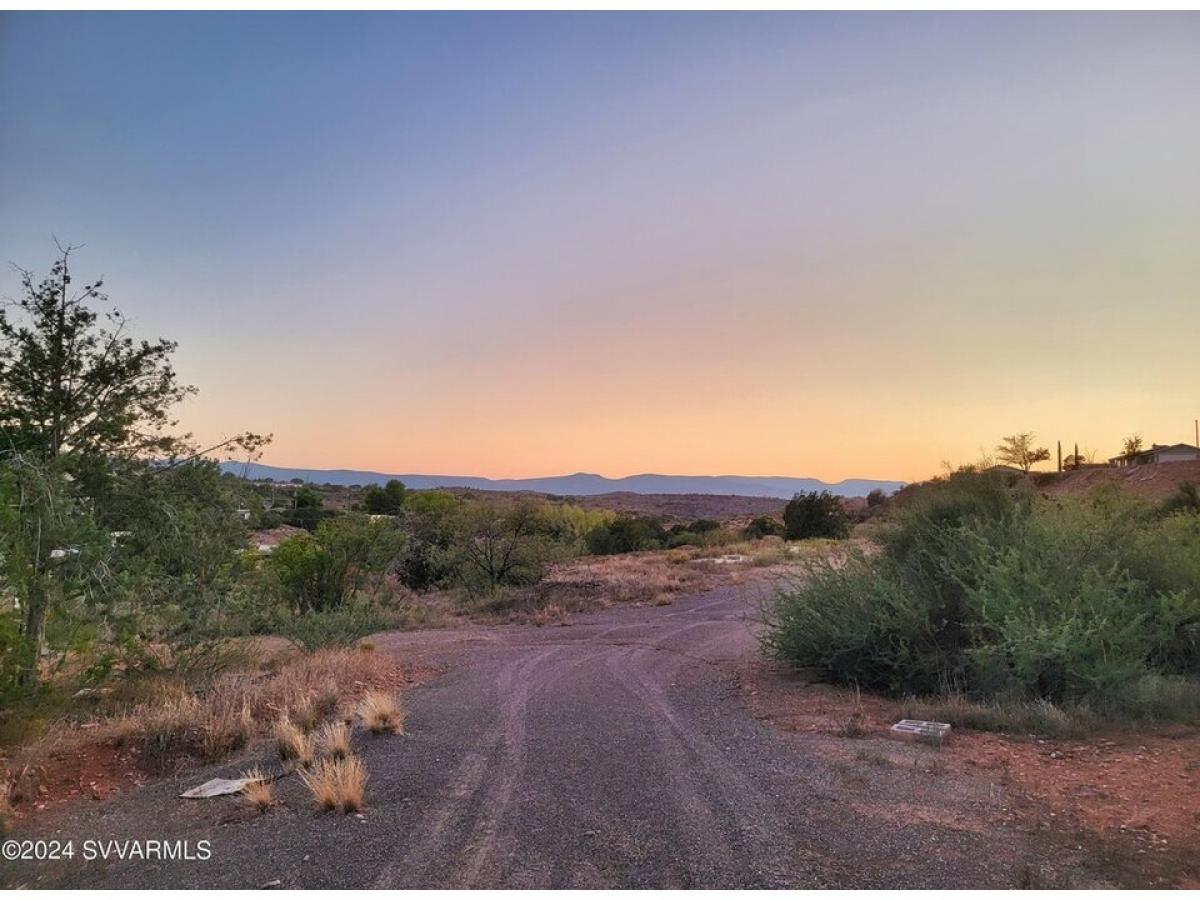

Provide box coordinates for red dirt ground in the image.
[5,743,147,821]
[742,667,1200,887]
[1026,460,1200,500]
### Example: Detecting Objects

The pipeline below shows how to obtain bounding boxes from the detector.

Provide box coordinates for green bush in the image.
[783,491,850,540]
[585,515,667,555]
[744,516,783,539]
[666,531,703,549]
[271,603,394,650]
[270,516,406,613]
[766,472,1200,716]
[361,479,407,515]
[1161,482,1200,517]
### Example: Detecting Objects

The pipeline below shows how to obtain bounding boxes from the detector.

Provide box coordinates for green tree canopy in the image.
[783,491,850,540]
[362,479,407,514]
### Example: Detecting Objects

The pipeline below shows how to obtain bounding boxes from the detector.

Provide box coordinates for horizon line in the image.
[225,460,907,486]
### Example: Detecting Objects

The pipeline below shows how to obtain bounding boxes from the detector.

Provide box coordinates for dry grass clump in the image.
[248,650,393,723]
[206,702,254,760]
[288,682,340,734]
[317,721,351,760]
[274,715,314,767]
[538,553,708,610]
[300,755,367,812]
[101,648,396,769]
[358,690,405,735]
[900,694,1097,738]
[116,696,253,773]
[530,604,570,627]
[240,768,275,813]
[3,647,403,807]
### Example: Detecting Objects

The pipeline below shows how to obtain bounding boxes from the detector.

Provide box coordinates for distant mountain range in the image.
[219,462,904,499]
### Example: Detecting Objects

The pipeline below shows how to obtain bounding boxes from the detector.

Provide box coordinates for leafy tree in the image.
[293,486,322,509]
[1123,434,1144,457]
[0,246,265,686]
[866,489,887,508]
[397,490,462,589]
[995,433,1051,473]
[0,245,191,466]
[362,479,406,514]
[0,456,113,688]
[783,491,850,540]
[446,500,560,594]
[104,460,251,622]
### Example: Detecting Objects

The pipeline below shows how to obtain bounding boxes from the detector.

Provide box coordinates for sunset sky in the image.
[2,12,1198,483]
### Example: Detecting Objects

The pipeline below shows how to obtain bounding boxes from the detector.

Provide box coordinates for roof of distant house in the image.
[1109,442,1200,461]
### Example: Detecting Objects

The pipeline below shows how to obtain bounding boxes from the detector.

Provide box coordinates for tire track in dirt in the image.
[370,648,557,887]
[601,618,795,887]
[373,645,608,888]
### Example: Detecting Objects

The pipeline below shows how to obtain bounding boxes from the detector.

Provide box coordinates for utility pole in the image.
[1057,440,1062,472]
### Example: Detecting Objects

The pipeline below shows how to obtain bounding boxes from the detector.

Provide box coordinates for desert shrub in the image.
[766,557,951,695]
[766,472,1200,717]
[388,490,461,589]
[585,515,667,555]
[666,531,703,548]
[744,516,783,539]
[272,603,394,650]
[783,491,850,540]
[1161,481,1200,517]
[533,503,615,551]
[270,516,406,613]
[443,499,562,595]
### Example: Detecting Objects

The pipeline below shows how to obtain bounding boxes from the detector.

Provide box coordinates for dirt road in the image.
[4,583,1104,888]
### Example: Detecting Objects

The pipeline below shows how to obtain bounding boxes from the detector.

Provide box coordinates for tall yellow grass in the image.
[300,756,368,812]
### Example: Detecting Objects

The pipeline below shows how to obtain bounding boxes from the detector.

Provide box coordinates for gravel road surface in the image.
[3,583,1102,888]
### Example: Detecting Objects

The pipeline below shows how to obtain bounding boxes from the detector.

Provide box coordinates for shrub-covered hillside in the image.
[765,470,1200,721]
